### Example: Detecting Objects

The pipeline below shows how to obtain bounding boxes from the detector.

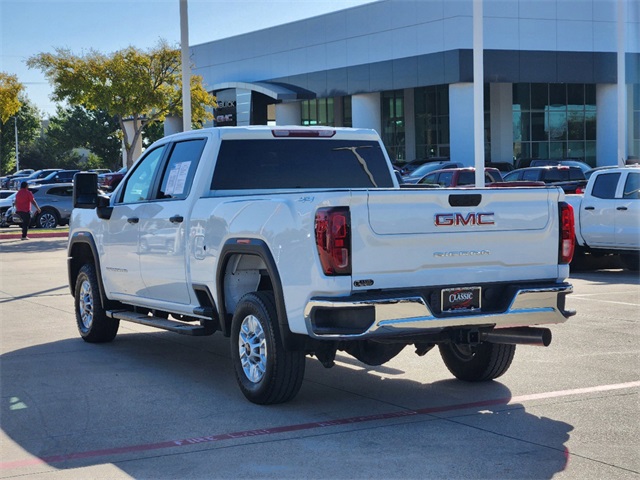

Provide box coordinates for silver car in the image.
[3,183,74,229]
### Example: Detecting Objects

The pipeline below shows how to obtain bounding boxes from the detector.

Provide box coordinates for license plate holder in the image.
[441,286,481,312]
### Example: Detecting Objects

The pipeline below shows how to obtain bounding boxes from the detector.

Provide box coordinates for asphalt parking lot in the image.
[1,237,638,479]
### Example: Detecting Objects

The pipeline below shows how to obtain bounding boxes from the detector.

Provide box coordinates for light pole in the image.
[14,116,19,173]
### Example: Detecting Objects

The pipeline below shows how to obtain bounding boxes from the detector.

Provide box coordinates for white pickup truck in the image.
[68,126,575,404]
[565,166,640,271]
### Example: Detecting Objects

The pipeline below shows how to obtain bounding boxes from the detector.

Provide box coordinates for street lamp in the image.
[14,116,19,172]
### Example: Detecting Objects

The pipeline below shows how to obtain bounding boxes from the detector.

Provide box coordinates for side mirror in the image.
[73,172,98,208]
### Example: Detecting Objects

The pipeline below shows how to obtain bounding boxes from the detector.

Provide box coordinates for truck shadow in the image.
[1,332,572,478]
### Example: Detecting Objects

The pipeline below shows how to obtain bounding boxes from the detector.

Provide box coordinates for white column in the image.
[616,0,626,166]
[473,0,485,186]
[404,88,416,161]
[490,83,514,164]
[275,102,302,125]
[180,0,191,132]
[164,116,183,136]
[352,93,382,136]
[596,84,619,166]
[449,83,475,166]
[236,89,251,126]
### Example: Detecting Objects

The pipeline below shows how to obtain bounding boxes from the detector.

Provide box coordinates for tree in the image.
[45,105,121,169]
[0,98,41,175]
[27,40,216,167]
[0,72,23,124]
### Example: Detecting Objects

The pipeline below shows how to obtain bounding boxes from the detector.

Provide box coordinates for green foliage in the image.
[0,72,24,123]
[28,40,216,166]
[45,105,121,169]
[0,98,42,175]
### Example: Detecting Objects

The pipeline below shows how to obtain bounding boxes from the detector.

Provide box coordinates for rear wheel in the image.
[74,264,119,342]
[35,208,59,229]
[230,291,305,404]
[439,341,515,381]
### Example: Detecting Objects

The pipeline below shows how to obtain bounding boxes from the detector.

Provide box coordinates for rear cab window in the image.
[211,139,394,190]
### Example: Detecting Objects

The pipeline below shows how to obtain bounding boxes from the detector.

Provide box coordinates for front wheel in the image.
[439,341,515,381]
[230,291,305,404]
[74,264,119,342]
[35,209,59,229]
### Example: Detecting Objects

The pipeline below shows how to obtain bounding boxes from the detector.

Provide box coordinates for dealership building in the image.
[190,0,639,167]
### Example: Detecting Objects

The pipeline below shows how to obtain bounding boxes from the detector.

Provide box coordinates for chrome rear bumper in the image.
[304,284,573,340]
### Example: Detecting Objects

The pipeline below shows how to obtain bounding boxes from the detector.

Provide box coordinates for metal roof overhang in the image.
[209,81,315,102]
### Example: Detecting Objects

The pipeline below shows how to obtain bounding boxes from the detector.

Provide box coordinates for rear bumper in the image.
[304,283,573,340]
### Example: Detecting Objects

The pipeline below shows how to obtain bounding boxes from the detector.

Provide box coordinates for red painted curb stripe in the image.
[2,381,638,470]
[0,232,68,240]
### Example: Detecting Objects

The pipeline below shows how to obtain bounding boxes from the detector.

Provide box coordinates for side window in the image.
[438,171,454,186]
[158,139,206,200]
[418,173,438,185]
[623,172,640,199]
[591,173,621,199]
[457,171,475,185]
[523,170,539,181]
[121,146,166,204]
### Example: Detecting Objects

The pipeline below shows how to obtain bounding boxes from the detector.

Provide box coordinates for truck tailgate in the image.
[351,188,562,289]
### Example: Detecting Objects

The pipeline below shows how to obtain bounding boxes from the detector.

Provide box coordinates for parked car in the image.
[485,162,515,172]
[28,169,80,186]
[503,166,587,193]
[416,167,504,187]
[98,166,127,191]
[529,159,592,174]
[89,168,112,174]
[398,157,450,175]
[10,169,62,189]
[0,169,34,189]
[3,183,74,228]
[0,190,17,227]
[401,161,463,184]
[565,166,639,270]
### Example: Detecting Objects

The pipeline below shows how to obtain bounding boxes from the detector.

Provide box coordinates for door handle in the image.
[584,206,595,210]
[169,215,184,224]
[127,217,139,224]
[616,206,628,211]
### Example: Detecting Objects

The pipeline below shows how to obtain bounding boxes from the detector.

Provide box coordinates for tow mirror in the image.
[73,172,98,208]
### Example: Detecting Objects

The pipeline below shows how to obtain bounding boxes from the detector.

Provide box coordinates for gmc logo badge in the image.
[434,212,495,227]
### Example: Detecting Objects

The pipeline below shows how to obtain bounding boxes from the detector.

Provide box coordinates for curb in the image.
[0,232,69,240]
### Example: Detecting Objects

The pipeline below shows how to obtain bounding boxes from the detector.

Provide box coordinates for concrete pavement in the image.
[1,237,638,479]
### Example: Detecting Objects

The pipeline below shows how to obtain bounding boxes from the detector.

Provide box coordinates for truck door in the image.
[580,172,620,247]
[615,171,640,246]
[137,138,206,305]
[101,145,167,298]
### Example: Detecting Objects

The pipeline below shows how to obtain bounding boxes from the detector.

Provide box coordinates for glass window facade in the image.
[513,83,596,165]
[301,98,334,126]
[414,85,450,160]
[633,83,639,159]
[382,90,405,162]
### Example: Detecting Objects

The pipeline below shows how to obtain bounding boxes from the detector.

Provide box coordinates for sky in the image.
[0,0,378,118]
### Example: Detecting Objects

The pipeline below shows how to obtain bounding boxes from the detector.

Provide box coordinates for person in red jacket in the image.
[15,181,41,240]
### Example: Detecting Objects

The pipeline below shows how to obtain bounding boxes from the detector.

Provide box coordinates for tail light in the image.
[559,202,575,264]
[575,187,584,194]
[315,207,351,275]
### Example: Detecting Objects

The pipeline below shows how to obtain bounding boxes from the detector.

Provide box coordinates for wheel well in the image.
[222,253,271,333]
[68,242,96,295]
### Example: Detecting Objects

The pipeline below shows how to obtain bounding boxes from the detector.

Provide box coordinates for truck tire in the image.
[74,264,119,343]
[439,341,515,381]
[230,291,305,404]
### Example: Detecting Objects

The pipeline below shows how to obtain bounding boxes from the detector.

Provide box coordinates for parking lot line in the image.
[2,380,638,471]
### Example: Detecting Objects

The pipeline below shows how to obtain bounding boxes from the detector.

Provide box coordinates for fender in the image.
[67,231,110,306]
[216,238,305,350]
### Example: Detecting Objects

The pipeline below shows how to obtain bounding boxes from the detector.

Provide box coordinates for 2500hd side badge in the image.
[434,212,495,227]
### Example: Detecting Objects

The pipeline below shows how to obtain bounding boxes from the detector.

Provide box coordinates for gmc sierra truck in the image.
[68,126,575,404]
[565,166,639,270]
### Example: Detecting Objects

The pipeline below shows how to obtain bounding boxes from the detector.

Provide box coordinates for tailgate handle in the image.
[449,194,482,207]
